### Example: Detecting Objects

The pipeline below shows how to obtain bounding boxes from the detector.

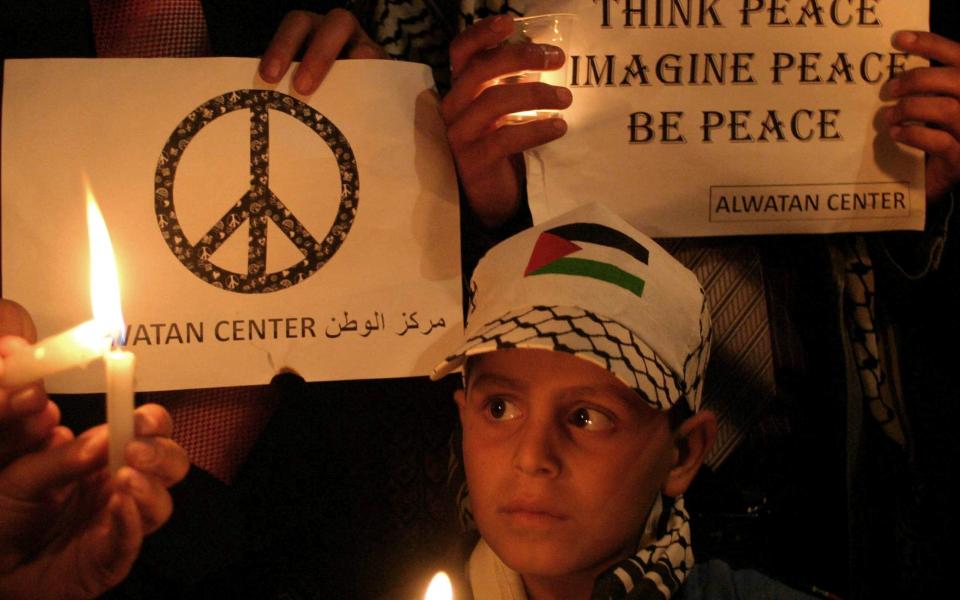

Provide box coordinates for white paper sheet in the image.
[516,0,929,236]
[2,58,462,392]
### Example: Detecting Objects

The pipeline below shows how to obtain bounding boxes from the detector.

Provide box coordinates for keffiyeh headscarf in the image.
[590,495,694,600]
[361,0,523,91]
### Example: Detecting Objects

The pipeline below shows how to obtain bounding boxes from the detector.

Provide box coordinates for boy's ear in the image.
[662,410,717,498]
[453,388,466,410]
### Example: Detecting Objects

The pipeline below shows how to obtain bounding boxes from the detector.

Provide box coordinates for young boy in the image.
[431,203,811,599]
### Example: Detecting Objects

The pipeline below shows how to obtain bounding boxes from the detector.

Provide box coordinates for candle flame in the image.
[425,571,453,600]
[85,185,125,344]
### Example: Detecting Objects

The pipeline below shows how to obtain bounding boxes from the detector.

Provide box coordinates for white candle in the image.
[105,349,136,472]
[425,572,453,600]
[85,187,136,473]
[0,319,112,387]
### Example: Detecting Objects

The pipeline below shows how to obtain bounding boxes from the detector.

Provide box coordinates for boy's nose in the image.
[511,418,561,477]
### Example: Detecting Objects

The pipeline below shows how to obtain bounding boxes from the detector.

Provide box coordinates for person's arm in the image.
[441,15,571,229]
[0,299,189,600]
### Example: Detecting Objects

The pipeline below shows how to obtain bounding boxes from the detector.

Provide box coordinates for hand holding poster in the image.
[509,0,929,236]
[2,59,461,392]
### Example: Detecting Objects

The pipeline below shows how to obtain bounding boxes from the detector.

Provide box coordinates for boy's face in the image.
[457,348,678,580]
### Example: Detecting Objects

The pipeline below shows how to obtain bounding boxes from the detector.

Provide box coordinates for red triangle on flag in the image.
[524,232,582,276]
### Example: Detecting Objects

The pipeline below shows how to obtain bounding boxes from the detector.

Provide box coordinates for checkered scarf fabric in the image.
[460,488,694,600]
[368,0,455,90]
[368,0,524,90]
[839,235,906,447]
[591,496,694,600]
[373,0,454,63]
[460,0,524,22]
[446,304,710,413]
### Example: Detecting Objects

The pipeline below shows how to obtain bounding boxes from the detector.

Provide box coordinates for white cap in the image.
[432,202,711,412]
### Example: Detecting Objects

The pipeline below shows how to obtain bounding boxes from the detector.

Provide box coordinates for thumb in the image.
[0,300,38,343]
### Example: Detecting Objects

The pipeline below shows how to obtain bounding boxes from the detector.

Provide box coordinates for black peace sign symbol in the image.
[155,89,358,294]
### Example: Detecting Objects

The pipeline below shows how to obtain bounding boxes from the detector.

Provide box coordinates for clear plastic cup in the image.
[498,13,577,124]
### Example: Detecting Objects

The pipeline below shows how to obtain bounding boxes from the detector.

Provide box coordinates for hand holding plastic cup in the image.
[498,13,577,124]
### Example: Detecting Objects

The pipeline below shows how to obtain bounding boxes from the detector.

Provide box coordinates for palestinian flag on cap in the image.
[524,222,650,298]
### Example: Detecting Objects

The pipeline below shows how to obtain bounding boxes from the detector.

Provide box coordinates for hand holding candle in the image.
[496,13,577,124]
[441,15,572,229]
[0,402,189,599]
[1,297,185,600]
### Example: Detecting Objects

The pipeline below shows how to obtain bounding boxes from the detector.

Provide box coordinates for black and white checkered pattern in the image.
[446,304,710,412]
[841,236,906,446]
[591,496,694,600]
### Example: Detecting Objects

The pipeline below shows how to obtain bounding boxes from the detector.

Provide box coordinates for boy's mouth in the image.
[499,500,568,524]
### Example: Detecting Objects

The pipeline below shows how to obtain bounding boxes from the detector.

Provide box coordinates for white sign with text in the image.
[517,0,929,236]
[2,58,461,392]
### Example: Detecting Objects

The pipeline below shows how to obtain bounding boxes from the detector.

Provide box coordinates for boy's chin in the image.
[489,535,612,581]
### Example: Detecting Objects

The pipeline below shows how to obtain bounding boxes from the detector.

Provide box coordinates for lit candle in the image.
[0,319,111,387]
[0,185,135,472]
[86,190,136,473]
[425,571,453,600]
[105,349,135,472]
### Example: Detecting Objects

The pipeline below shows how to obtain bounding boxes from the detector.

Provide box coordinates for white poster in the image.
[2,58,462,392]
[518,0,929,236]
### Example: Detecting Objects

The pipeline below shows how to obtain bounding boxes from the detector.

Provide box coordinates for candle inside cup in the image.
[498,13,577,124]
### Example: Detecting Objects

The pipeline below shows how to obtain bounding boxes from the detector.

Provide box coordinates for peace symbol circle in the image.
[155,89,358,293]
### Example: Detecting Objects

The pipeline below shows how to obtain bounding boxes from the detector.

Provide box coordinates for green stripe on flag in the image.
[530,257,645,298]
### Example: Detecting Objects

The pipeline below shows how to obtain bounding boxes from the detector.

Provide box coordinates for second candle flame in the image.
[425,571,453,600]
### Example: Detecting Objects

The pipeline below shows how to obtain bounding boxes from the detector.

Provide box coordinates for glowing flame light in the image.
[425,571,453,600]
[86,187,125,343]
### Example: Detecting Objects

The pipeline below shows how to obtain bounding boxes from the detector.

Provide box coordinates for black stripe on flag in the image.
[546,223,649,265]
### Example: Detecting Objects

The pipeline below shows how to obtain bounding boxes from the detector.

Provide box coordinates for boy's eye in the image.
[570,407,614,431]
[488,397,521,421]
